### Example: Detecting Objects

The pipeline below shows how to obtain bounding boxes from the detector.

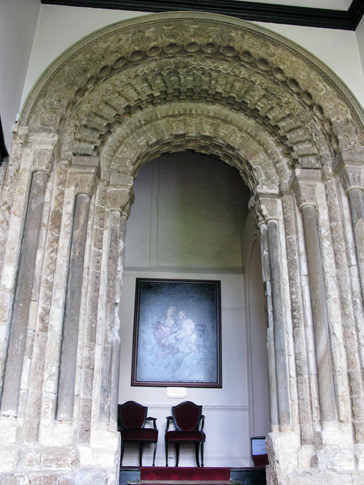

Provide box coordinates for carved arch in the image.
[20,11,364,178]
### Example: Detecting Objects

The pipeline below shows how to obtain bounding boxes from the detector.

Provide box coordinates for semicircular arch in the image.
[19,11,364,185]
[101,103,291,190]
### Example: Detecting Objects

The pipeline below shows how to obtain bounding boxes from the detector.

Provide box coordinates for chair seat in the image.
[121,428,158,442]
[165,430,205,442]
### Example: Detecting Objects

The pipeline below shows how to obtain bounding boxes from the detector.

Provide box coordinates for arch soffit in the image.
[19,12,364,184]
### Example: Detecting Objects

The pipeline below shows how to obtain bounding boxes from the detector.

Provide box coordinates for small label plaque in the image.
[167,387,187,399]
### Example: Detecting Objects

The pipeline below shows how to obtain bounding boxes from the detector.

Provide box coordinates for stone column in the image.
[250,194,291,431]
[335,156,364,300]
[281,192,315,444]
[260,220,279,433]
[57,159,98,421]
[99,174,133,427]
[291,170,337,425]
[1,141,56,416]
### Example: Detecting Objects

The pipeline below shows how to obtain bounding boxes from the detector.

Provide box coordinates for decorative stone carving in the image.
[1,10,364,485]
[19,13,364,166]
[290,168,322,208]
[107,174,134,214]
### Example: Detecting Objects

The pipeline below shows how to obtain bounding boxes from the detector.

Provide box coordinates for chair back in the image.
[118,401,147,429]
[172,401,202,431]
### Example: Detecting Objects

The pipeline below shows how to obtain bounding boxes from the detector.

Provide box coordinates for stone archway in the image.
[1,11,364,484]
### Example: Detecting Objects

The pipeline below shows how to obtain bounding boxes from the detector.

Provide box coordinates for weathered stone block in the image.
[41,446,77,469]
[0,445,20,473]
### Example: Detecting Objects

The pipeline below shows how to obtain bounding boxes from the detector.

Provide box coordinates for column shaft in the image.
[267,219,291,429]
[99,211,121,424]
[301,205,336,423]
[1,171,48,415]
[57,193,90,421]
[259,222,279,432]
[347,189,364,298]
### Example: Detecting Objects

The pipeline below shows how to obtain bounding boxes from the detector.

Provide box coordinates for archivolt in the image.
[101,104,291,190]
[19,11,364,179]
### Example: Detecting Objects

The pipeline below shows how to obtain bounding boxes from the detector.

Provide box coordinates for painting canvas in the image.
[131,278,222,387]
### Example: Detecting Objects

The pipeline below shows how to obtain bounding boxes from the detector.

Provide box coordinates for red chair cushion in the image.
[121,428,158,442]
[165,430,205,442]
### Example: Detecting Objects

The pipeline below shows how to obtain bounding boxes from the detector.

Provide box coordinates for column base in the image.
[266,431,364,484]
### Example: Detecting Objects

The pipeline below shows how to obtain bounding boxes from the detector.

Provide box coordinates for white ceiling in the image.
[41,0,356,8]
[235,0,352,9]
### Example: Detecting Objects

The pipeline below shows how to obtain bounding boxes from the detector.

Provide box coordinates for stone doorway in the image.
[117,151,269,467]
[0,11,364,484]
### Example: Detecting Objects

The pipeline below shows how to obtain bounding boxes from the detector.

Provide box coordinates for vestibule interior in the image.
[118,151,270,467]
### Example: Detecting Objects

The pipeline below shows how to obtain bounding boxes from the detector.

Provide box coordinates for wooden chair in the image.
[165,401,205,467]
[118,401,158,467]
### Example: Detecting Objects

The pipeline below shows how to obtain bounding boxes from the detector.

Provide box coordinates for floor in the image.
[119,467,266,485]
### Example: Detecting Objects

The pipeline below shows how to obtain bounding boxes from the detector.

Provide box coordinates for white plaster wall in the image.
[125,152,250,270]
[119,270,249,467]
[241,216,270,439]
[118,154,269,467]
[0,0,40,151]
[356,15,364,80]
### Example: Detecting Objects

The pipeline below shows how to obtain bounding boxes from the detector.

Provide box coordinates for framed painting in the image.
[131,278,222,388]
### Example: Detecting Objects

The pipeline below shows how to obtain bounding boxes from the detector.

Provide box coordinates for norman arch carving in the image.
[1,11,364,484]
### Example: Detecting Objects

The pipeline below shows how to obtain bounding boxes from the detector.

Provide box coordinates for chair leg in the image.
[120,441,125,467]
[195,443,200,467]
[201,441,204,468]
[165,442,169,467]
[152,442,157,467]
[139,443,144,467]
[175,444,180,467]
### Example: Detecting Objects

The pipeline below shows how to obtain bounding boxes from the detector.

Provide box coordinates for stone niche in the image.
[0,10,364,485]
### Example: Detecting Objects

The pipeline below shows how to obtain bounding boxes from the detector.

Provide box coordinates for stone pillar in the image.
[291,170,337,426]
[1,140,56,416]
[281,192,314,444]
[335,156,364,300]
[259,220,279,433]
[57,158,98,421]
[250,194,291,431]
[99,174,133,427]
[324,174,364,443]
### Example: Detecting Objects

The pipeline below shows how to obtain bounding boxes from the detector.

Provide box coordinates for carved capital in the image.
[67,156,100,196]
[333,152,364,192]
[33,149,53,174]
[289,169,321,209]
[338,166,363,193]
[107,173,134,215]
[249,192,279,226]
[67,167,97,196]
[12,125,29,145]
